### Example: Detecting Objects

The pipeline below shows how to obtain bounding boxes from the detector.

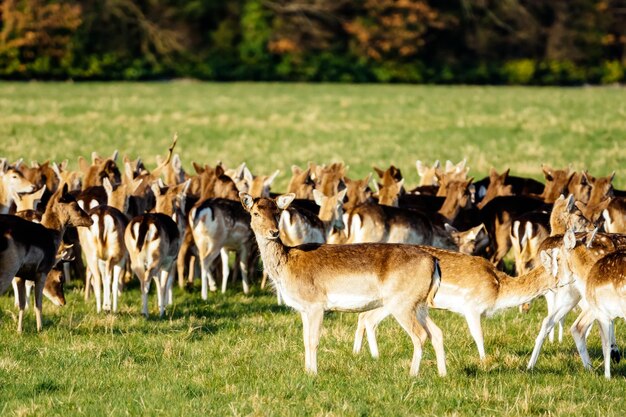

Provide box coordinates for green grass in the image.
[1,82,626,416]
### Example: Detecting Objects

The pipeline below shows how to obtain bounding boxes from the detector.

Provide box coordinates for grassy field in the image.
[1,82,626,416]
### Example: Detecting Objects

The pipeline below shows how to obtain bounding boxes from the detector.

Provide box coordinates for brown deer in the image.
[286,164,315,200]
[603,197,626,233]
[475,168,514,209]
[125,212,180,317]
[353,247,557,361]
[78,150,122,190]
[240,193,446,376]
[536,166,574,204]
[189,198,255,298]
[0,184,92,332]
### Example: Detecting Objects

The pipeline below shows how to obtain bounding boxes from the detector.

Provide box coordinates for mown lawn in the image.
[1,82,626,416]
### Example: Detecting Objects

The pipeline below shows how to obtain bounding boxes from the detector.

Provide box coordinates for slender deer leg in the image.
[166,265,175,306]
[571,308,595,370]
[300,311,311,371]
[421,314,447,377]
[15,278,26,333]
[155,269,168,318]
[220,249,230,294]
[609,321,620,363]
[239,246,250,295]
[112,264,123,313]
[200,249,219,299]
[391,306,428,376]
[34,273,45,332]
[528,297,579,369]
[357,307,390,358]
[464,311,486,361]
[598,318,613,379]
[101,260,112,312]
[301,308,324,374]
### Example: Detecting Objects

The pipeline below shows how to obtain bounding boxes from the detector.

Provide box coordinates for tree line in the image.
[1,0,625,84]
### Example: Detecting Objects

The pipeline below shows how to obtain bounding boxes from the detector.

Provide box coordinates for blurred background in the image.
[1,0,625,84]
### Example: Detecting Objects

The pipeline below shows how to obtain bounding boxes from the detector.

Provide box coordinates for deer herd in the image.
[2,140,626,379]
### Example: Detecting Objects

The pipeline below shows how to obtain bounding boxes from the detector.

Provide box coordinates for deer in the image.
[526,228,625,370]
[603,197,626,233]
[352,247,558,362]
[189,197,255,298]
[286,164,316,200]
[559,229,626,378]
[0,166,36,214]
[125,211,180,318]
[475,168,514,209]
[416,160,441,187]
[0,184,93,332]
[534,165,574,204]
[78,150,122,190]
[240,193,446,376]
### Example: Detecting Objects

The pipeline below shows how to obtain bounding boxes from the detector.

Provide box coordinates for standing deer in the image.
[240,193,446,376]
[0,167,36,214]
[0,184,92,332]
[352,247,557,361]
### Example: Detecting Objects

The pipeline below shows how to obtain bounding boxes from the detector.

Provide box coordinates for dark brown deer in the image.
[0,184,92,332]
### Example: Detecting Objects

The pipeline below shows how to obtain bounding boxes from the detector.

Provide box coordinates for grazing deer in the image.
[0,167,36,214]
[353,247,557,361]
[125,212,180,317]
[0,184,92,332]
[445,223,490,257]
[190,198,255,298]
[240,193,446,376]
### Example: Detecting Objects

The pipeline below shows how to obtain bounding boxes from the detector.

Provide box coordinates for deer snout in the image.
[268,229,280,239]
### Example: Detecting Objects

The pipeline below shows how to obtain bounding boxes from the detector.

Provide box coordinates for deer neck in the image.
[493,266,552,311]
[566,244,598,283]
[0,178,11,213]
[40,207,66,250]
[254,234,289,282]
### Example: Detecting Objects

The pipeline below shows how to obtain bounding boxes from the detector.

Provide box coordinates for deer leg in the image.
[84,269,92,301]
[391,305,429,376]
[609,321,620,363]
[239,247,251,295]
[92,267,103,314]
[420,314,447,377]
[301,308,324,375]
[177,229,194,289]
[527,299,577,370]
[15,278,26,333]
[354,308,389,358]
[199,250,219,300]
[571,308,595,370]
[34,273,45,332]
[464,311,486,361]
[220,248,230,294]
[597,317,613,379]
[155,269,167,318]
[12,277,31,310]
[112,264,123,313]
[166,265,175,306]
[101,260,112,312]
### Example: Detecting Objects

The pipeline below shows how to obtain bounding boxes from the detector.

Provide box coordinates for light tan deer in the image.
[560,229,626,378]
[0,184,93,332]
[416,160,441,186]
[240,193,446,376]
[603,197,626,233]
[526,230,625,370]
[0,167,36,214]
[353,247,557,361]
[286,164,315,200]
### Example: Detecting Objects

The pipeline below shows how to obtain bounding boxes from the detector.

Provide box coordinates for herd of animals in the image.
[2,137,626,379]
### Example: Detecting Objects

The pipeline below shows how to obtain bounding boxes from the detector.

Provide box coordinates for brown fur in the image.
[241,193,446,376]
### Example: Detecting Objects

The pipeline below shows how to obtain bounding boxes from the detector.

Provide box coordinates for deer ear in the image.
[265,170,279,187]
[62,183,69,196]
[373,166,384,178]
[564,229,577,250]
[539,249,555,277]
[416,160,426,176]
[78,156,90,173]
[103,177,113,195]
[566,194,575,213]
[215,164,224,177]
[337,188,347,202]
[240,193,254,211]
[243,166,254,183]
[313,189,325,206]
[444,223,458,234]
[276,193,296,210]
